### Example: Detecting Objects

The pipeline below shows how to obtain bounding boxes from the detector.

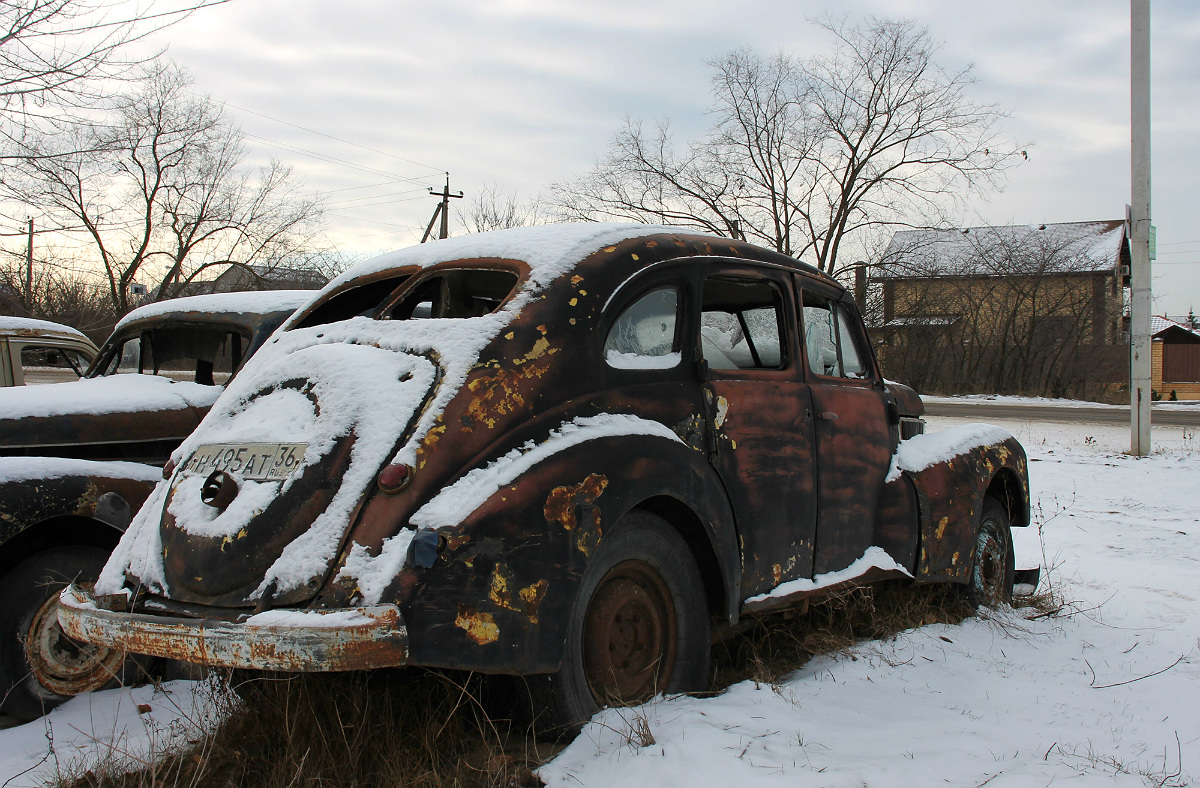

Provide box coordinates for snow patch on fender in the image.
[0,374,220,419]
[885,422,1013,483]
[336,530,417,605]
[744,546,911,605]
[0,457,161,485]
[410,413,683,529]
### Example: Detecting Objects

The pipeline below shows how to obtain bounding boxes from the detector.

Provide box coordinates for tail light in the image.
[162,458,177,480]
[377,463,415,494]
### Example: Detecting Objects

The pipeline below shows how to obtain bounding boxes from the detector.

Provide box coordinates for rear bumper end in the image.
[57,584,409,672]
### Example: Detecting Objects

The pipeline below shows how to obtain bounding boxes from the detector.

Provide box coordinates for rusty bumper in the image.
[57,585,409,672]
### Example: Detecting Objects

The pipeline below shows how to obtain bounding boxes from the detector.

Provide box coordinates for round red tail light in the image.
[377,463,414,494]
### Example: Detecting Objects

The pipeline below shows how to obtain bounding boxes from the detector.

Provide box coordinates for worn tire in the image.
[962,496,1015,607]
[0,547,133,721]
[539,510,710,736]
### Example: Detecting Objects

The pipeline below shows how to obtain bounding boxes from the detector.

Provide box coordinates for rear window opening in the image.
[386,269,518,320]
[293,275,413,329]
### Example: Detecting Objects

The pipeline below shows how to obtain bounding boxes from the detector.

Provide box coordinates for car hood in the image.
[98,312,512,606]
[0,375,219,451]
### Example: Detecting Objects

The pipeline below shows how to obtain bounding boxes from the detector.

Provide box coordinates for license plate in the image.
[184,443,308,481]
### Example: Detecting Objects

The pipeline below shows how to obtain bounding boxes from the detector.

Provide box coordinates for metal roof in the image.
[875,220,1127,280]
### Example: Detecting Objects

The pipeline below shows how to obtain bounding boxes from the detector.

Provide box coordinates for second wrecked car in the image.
[62,224,1030,730]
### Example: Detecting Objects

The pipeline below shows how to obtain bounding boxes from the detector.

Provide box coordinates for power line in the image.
[211,95,445,175]
[326,188,429,208]
[242,134,439,187]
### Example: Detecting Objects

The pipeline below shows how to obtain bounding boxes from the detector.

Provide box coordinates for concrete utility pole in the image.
[421,173,463,243]
[1130,0,1153,456]
[24,218,33,310]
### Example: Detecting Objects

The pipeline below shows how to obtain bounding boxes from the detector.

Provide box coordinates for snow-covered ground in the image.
[1,417,1196,787]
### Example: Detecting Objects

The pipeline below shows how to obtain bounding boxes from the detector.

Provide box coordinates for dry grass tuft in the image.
[60,580,1042,786]
[62,669,550,788]
[711,581,975,687]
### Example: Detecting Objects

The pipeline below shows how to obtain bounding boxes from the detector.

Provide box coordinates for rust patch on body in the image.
[488,565,519,611]
[544,473,609,556]
[519,580,548,623]
[455,605,499,645]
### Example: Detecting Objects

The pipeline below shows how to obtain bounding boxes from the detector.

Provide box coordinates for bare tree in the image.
[6,63,324,313]
[550,16,1022,275]
[0,0,228,133]
[461,183,548,233]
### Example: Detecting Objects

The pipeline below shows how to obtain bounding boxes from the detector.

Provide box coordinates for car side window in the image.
[604,287,680,369]
[18,345,90,384]
[802,295,868,380]
[835,306,866,379]
[803,301,840,376]
[700,276,785,370]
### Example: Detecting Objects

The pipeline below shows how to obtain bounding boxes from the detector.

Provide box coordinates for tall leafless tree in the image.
[6,63,324,314]
[0,0,229,141]
[550,16,1022,275]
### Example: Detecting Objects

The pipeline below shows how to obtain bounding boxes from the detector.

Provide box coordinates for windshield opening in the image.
[93,327,247,385]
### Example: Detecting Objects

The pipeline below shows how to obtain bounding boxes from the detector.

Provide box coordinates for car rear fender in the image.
[333,431,737,675]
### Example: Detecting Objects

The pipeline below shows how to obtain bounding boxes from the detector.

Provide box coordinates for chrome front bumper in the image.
[58,584,409,672]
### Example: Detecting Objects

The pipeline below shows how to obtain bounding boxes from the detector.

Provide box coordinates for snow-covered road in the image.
[2,417,1196,787]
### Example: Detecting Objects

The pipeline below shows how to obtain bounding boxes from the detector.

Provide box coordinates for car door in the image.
[697,265,817,597]
[798,280,894,576]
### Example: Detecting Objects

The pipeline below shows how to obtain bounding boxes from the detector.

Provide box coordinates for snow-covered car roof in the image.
[0,315,92,343]
[310,223,690,306]
[115,290,316,333]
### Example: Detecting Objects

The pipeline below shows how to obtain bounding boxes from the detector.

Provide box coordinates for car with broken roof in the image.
[0,291,311,721]
[60,224,1031,732]
[0,316,99,388]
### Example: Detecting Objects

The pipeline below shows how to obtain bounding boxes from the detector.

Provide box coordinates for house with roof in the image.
[871,220,1129,400]
[1151,316,1200,400]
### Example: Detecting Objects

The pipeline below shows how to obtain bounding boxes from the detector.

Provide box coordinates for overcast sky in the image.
[136,0,1198,315]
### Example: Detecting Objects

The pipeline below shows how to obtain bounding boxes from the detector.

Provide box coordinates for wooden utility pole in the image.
[421,173,463,243]
[1130,0,1152,456]
[24,218,33,311]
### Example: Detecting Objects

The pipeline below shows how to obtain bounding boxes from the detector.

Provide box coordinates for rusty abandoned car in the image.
[0,292,310,720]
[60,224,1031,730]
[0,316,99,387]
[0,290,312,464]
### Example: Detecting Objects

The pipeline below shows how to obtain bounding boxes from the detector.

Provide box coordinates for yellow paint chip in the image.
[455,606,499,645]
[569,297,578,306]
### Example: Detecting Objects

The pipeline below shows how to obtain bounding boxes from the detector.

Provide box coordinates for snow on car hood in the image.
[97,222,694,601]
[0,374,219,419]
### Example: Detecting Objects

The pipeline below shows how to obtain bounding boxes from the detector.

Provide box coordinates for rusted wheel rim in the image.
[976,530,1005,604]
[582,560,676,706]
[25,587,124,697]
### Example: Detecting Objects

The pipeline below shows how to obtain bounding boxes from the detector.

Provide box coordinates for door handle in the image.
[819,411,838,420]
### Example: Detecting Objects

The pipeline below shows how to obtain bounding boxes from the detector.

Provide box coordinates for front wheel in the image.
[962,496,1015,607]
[541,510,710,735]
[0,547,133,721]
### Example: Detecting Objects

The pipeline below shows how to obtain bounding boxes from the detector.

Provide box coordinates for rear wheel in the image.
[0,547,132,721]
[541,510,710,735]
[962,496,1015,607]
